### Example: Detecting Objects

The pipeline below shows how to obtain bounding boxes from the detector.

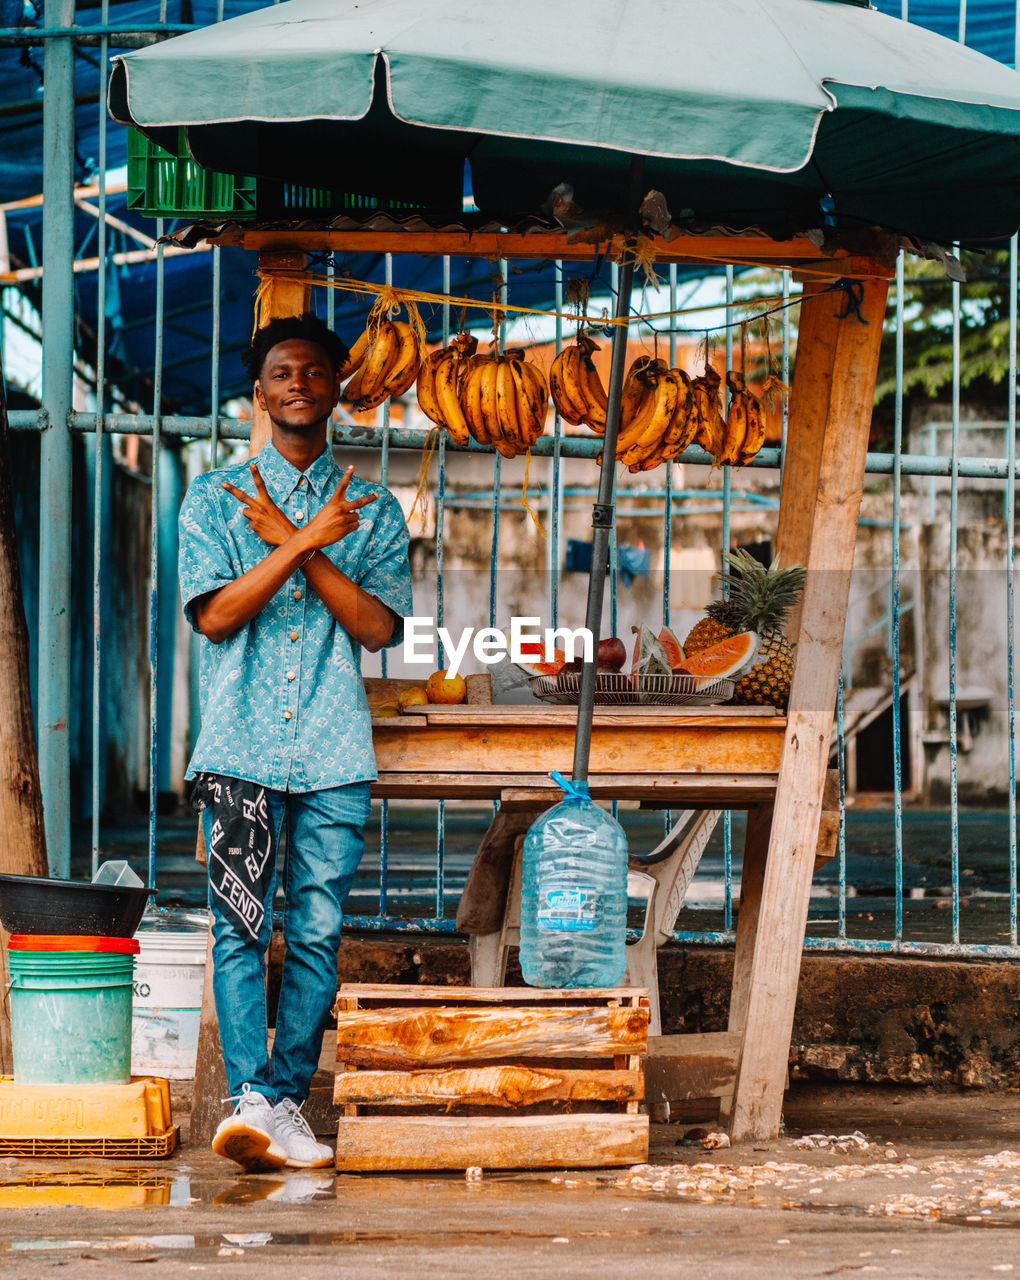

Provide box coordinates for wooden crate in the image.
[333,984,649,1171]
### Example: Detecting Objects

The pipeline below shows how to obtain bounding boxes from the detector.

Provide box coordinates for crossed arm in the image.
[190,463,397,652]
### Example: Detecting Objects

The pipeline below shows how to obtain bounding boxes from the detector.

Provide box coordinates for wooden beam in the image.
[456,805,546,934]
[645,1032,741,1104]
[728,275,890,1144]
[370,772,779,805]
[334,1113,648,1171]
[201,227,897,280]
[333,1065,643,1107]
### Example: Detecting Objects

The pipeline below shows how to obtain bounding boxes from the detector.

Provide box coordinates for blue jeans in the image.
[203,782,371,1103]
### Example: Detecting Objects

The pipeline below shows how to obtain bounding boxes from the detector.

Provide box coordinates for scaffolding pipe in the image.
[37,0,75,877]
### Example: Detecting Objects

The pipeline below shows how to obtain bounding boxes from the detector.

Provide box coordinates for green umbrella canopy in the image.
[109,0,1020,244]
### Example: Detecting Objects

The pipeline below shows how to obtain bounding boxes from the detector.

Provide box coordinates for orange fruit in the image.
[426,669,467,704]
[397,687,429,711]
[374,701,400,717]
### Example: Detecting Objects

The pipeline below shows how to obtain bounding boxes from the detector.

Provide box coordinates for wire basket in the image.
[529,672,735,707]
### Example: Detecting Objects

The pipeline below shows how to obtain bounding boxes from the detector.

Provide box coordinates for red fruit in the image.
[597,637,627,672]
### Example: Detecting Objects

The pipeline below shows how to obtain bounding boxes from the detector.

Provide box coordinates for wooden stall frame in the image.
[188,229,896,1147]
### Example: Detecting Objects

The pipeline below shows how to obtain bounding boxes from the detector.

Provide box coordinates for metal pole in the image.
[38,0,76,877]
[572,156,643,783]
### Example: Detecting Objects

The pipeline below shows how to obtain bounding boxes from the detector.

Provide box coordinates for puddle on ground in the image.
[0,1170,192,1211]
[3,1225,663,1253]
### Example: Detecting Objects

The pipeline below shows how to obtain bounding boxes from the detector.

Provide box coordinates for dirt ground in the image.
[2,1084,1020,1278]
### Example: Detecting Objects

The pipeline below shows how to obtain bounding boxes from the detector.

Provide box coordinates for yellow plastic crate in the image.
[0,1076,173,1142]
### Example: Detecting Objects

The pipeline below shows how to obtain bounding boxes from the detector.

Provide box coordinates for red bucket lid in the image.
[7,934,139,954]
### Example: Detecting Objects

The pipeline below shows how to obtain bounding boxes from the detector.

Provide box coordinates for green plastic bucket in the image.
[8,948,135,1084]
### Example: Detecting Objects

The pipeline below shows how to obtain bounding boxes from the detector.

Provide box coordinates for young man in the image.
[178,313,412,1171]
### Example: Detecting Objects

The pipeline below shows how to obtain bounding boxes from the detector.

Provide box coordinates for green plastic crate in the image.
[126,127,424,222]
[126,127,258,220]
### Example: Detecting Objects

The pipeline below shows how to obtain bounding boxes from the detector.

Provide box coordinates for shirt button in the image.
[295,511,305,521]
[284,710,293,721]
[293,589,302,601]
[289,631,298,642]
[286,670,296,681]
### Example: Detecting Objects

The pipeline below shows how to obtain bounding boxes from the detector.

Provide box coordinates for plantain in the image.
[461,356,492,446]
[736,386,766,465]
[342,359,369,406]
[620,369,680,468]
[479,359,504,451]
[339,329,369,382]
[381,321,422,398]
[549,346,588,425]
[691,363,726,458]
[356,321,401,402]
[495,358,524,455]
[718,372,749,465]
[415,349,447,426]
[510,358,549,447]
[575,333,608,431]
[659,369,699,462]
[610,366,665,461]
[434,349,472,446]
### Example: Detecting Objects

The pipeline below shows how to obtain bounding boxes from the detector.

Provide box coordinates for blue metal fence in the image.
[3,1,1020,960]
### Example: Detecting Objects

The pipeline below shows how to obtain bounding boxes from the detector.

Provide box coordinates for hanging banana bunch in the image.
[549,332,609,431]
[585,356,698,472]
[720,371,767,466]
[341,319,424,411]
[460,350,549,459]
[691,363,726,459]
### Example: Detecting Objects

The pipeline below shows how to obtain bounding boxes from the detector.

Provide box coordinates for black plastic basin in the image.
[0,873,156,938]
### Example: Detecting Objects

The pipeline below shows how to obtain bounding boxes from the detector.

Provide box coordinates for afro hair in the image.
[242,312,350,382]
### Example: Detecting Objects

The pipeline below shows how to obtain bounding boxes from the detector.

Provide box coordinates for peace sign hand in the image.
[221,463,296,547]
[302,465,378,550]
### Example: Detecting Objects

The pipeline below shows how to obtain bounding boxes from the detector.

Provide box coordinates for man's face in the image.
[254,338,340,431]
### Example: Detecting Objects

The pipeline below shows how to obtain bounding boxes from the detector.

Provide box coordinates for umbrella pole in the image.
[571,158,643,784]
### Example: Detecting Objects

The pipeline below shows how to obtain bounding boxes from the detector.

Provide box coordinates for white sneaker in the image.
[212,1085,288,1172]
[272,1098,334,1169]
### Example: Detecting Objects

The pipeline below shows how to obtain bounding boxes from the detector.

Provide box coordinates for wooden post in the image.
[728,277,889,1143]
[190,250,310,1144]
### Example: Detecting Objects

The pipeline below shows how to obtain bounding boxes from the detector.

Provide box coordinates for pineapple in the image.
[683,550,806,709]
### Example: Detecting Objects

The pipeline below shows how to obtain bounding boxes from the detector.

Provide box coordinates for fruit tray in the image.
[529,672,735,707]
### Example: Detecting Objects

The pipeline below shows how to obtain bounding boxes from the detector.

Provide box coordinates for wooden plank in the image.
[337,983,649,1004]
[371,772,779,804]
[207,226,897,279]
[456,809,544,934]
[400,704,780,723]
[373,722,785,776]
[334,1113,648,1171]
[814,767,841,869]
[333,1065,643,1107]
[645,1032,740,1104]
[335,1005,649,1068]
[729,275,890,1144]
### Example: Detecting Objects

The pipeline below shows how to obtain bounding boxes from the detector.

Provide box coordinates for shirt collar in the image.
[255,441,337,501]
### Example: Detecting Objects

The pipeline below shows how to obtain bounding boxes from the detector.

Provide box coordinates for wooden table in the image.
[372,700,791,1127]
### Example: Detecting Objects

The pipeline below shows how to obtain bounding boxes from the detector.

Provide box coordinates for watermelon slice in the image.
[513,643,566,678]
[659,626,685,670]
[631,626,672,678]
[675,631,759,684]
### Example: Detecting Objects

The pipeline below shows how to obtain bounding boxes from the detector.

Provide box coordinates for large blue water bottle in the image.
[519,772,629,988]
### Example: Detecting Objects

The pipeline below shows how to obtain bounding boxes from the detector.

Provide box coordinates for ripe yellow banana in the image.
[718,372,749,465]
[357,321,401,402]
[434,349,472,447]
[416,349,446,426]
[479,359,506,452]
[342,359,369,405]
[620,370,679,467]
[510,358,549,447]
[692,364,726,458]
[612,370,665,461]
[661,369,698,461]
[496,358,524,456]
[461,357,492,446]
[549,347,588,425]
[737,388,766,464]
[382,321,422,398]
[575,334,608,431]
[339,329,369,382]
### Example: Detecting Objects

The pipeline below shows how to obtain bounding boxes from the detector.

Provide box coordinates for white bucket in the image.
[131,929,207,1080]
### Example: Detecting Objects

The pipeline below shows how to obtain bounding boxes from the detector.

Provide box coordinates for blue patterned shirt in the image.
[178,441,413,791]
